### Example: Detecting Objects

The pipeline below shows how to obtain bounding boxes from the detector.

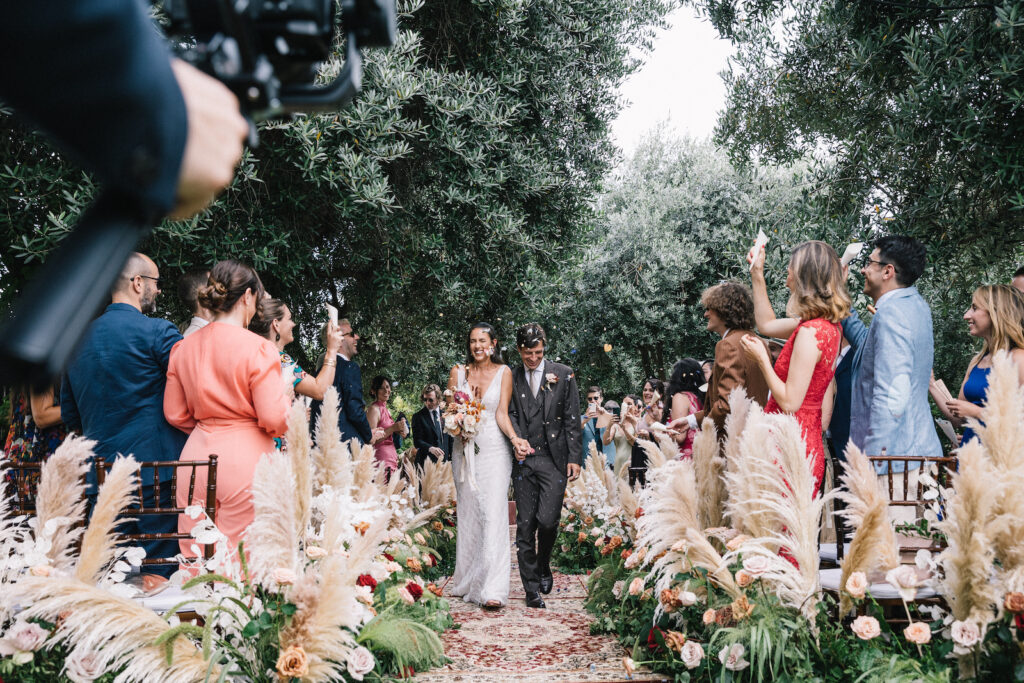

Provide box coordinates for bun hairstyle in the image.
[249,298,288,340]
[465,322,504,365]
[197,260,265,314]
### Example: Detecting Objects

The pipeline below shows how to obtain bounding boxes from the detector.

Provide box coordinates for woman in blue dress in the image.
[939,284,1024,444]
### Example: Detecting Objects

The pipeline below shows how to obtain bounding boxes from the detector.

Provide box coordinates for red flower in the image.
[398,665,416,678]
[424,553,437,567]
[647,626,665,652]
[406,582,423,601]
[384,553,395,562]
[356,574,377,591]
[1015,613,1024,636]
[635,507,644,519]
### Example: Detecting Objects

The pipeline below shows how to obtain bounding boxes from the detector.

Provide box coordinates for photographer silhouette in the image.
[0,0,395,383]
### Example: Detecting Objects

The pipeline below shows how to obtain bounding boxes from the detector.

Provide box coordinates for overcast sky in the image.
[611,7,735,155]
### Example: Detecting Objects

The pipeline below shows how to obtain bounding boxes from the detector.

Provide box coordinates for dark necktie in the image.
[433,409,441,437]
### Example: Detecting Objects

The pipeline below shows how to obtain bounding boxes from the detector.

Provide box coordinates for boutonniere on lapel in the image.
[543,372,558,391]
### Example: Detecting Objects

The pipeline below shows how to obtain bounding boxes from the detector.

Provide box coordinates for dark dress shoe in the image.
[539,572,554,595]
[525,591,546,608]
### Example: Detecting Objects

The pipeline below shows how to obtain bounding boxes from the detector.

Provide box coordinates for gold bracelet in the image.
[323,360,336,368]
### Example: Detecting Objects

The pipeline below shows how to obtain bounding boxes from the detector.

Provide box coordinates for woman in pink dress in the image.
[666,358,705,458]
[742,241,851,496]
[164,261,289,556]
[367,375,407,477]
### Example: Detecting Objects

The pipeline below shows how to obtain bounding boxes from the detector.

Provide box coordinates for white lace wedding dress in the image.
[449,365,512,606]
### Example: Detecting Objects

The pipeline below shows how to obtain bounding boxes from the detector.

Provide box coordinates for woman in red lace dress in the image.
[741,241,851,495]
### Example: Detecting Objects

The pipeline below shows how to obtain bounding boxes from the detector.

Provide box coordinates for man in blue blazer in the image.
[844,236,941,520]
[309,319,383,447]
[61,252,186,567]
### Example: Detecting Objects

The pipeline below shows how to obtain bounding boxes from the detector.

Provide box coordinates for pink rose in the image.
[272,567,296,586]
[64,649,104,683]
[850,615,880,640]
[702,609,716,625]
[735,570,753,588]
[845,571,868,599]
[680,640,704,669]
[904,621,932,644]
[741,555,771,577]
[397,586,416,605]
[718,643,749,671]
[951,620,981,652]
[346,646,376,681]
[628,577,645,596]
[305,546,328,559]
[0,620,48,655]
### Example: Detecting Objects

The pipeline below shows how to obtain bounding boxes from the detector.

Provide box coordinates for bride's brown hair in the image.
[464,323,504,366]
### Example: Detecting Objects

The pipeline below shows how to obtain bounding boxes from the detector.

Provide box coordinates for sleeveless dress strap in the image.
[456,364,466,388]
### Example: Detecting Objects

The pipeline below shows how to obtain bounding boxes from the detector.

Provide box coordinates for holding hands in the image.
[511,436,533,462]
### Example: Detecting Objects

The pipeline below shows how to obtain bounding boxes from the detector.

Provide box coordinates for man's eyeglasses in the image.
[342,330,358,338]
[131,274,163,289]
[859,257,898,273]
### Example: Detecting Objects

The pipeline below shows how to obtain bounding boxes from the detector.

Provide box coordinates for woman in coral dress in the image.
[164,261,289,556]
[743,241,850,495]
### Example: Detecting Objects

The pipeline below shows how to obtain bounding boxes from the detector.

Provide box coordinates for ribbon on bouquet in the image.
[456,436,479,492]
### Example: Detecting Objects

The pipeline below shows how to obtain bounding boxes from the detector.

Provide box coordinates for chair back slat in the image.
[92,458,219,567]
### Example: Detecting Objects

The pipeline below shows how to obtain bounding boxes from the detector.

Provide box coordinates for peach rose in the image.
[730,595,754,620]
[628,577,645,596]
[664,630,687,653]
[735,570,753,588]
[845,571,868,599]
[600,544,614,556]
[414,532,427,545]
[608,535,623,550]
[621,549,632,560]
[406,557,422,573]
[670,539,688,553]
[1005,592,1024,614]
[432,521,444,532]
[702,608,716,625]
[584,516,594,525]
[725,534,751,552]
[276,645,309,678]
[305,546,328,560]
[577,531,588,543]
[850,615,880,640]
[904,621,932,645]
[426,583,443,597]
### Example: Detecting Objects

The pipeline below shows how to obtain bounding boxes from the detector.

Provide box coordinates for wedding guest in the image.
[4,381,68,504]
[164,260,289,556]
[1012,266,1024,294]
[932,284,1024,444]
[309,319,384,447]
[701,359,714,384]
[843,236,941,517]
[672,282,770,438]
[666,358,705,458]
[249,297,344,400]
[62,252,186,568]
[636,378,664,439]
[581,385,616,465]
[368,375,407,477]
[826,338,856,462]
[178,267,212,337]
[412,384,452,468]
[745,240,850,496]
[630,398,664,486]
[602,395,638,472]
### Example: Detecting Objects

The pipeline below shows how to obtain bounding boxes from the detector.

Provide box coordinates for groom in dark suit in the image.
[507,323,582,609]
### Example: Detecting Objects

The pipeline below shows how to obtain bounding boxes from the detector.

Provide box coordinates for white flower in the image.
[741,555,772,577]
[718,643,749,671]
[305,546,328,559]
[64,649,105,683]
[680,640,704,669]
[346,646,376,681]
[384,561,402,574]
[950,620,981,653]
[590,527,603,537]
[678,590,698,607]
[624,552,641,569]
[545,373,558,385]
[414,532,426,545]
[0,620,48,655]
[612,581,625,598]
[397,586,415,605]
[885,565,920,601]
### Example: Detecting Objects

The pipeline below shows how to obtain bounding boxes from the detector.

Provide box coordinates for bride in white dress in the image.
[446,323,518,608]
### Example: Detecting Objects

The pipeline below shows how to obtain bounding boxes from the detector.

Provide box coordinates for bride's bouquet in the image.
[442,386,488,490]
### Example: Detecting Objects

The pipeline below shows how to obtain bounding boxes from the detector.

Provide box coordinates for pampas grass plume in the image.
[35,434,94,570]
[75,456,139,585]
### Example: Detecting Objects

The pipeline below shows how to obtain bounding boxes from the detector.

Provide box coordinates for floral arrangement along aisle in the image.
[0,388,456,682]
[582,356,1024,682]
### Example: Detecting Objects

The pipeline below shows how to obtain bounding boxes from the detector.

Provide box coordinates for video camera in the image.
[0,0,396,385]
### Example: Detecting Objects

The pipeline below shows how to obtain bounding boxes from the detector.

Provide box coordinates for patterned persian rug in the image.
[415,528,667,682]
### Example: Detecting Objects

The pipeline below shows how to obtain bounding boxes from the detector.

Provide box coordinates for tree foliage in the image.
[0,0,673,391]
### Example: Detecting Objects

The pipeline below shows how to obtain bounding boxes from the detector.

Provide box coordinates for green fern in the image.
[357,614,446,673]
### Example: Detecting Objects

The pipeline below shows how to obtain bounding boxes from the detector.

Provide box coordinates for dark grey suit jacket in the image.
[508,361,582,471]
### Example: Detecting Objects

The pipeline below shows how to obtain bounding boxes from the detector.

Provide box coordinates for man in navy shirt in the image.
[62,252,186,568]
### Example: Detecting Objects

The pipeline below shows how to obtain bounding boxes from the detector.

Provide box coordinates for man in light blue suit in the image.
[843,236,941,520]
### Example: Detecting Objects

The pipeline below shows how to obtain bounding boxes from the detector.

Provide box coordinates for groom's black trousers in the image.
[512,451,567,593]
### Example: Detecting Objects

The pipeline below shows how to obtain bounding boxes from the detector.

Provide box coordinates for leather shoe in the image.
[525,591,546,609]
[539,572,554,595]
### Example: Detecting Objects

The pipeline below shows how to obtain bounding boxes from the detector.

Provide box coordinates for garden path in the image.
[415,527,667,682]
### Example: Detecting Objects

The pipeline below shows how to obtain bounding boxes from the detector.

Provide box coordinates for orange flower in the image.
[660,588,683,613]
[663,630,687,653]
[426,583,443,597]
[608,535,623,550]
[730,595,754,620]
[1005,592,1024,614]
[577,531,588,543]
[600,544,614,556]
[276,645,309,678]
[635,507,644,519]
[584,516,594,525]
[354,521,370,536]
[406,557,422,573]
[621,549,632,560]
[702,609,716,625]
[432,521,444,532]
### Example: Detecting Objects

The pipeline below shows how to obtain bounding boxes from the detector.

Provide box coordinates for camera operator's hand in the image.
[169,60,248,220]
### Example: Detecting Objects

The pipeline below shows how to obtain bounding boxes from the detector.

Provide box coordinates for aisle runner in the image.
[415,528,667,683]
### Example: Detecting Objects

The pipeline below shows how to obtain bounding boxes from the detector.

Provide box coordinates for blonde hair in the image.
[784,240,851,323]
[970,284,1024,365]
